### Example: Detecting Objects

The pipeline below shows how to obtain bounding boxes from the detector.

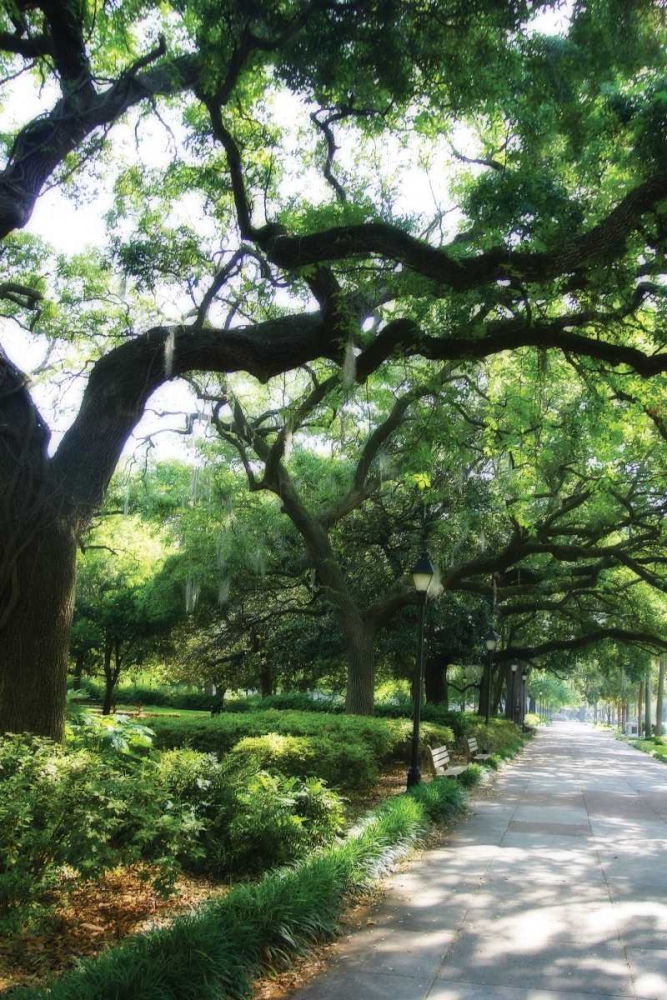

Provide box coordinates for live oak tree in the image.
[3,0,667,735]
[208,361,490,713]
[204,344,667,714]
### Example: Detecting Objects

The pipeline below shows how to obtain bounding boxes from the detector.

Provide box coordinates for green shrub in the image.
[654,735,666,746]
[523,713,541,728]
[216,772,345,875]
[66,710,155,757]
[457,763,483,788]
[461,718,523,755]
[156,747,345,877]
[149,710,453,768]
[229,733,378,790]
[0,735,203,930]
[408,778,466,822]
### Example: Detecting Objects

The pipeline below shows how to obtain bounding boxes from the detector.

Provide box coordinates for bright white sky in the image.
[1,2,573,464]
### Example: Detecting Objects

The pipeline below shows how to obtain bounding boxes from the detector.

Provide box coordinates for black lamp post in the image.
[510,663,518,723]
[407,550,434,789]
[484,626,499,725]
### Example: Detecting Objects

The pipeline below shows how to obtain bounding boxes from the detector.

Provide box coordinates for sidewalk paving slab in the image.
[284,724,667,1000]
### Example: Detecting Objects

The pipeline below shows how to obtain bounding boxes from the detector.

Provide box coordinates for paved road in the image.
[288,724,667,1000]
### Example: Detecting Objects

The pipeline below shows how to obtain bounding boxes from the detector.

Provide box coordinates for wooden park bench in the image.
[427,744,468,779]
[465,736,492,763]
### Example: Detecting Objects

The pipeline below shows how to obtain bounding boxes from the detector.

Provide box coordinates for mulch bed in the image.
[0,868,227,994]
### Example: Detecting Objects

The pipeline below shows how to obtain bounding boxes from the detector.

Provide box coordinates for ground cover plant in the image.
[11,779,468,1000]
[0,704,520,990]
[629,737,667,763]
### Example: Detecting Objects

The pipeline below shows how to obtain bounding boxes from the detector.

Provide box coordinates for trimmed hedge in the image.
[149,710,455,768]
[229,734,379,790]
[69,680,214,712]
[13,782,467,1000]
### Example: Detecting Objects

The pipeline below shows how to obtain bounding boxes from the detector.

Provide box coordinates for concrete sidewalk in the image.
[287,724,667,1000]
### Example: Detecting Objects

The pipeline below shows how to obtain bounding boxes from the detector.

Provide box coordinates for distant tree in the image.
[73,515,174,713]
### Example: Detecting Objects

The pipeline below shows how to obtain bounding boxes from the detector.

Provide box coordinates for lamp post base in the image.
[406,766,422,788]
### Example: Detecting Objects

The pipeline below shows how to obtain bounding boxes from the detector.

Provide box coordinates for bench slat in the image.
[427,744,465,778]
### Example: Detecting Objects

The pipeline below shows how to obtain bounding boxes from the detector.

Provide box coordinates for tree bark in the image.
[0,518,77,739]
[260,659,274,698]
[657,657,666,737]
[491,663,504,716]
[342,615,375,715]
[102,641,114,716]
[638,681,644,737]
[645,670,652,737]
[424,656,449,706]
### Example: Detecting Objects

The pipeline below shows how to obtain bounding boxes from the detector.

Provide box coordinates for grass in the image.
[629,737,667,762]
[12,783,464,1000]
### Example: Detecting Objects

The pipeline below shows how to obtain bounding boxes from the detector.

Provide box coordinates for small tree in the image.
[73,516,173,713]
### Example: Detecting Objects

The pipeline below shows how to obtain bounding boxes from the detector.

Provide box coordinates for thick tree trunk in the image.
[424,656,449,706]
[645,670,652,737]
[0,518,77,740]
[342,616,375,715]
[260,659,274,698]
[638,681,644,737]
[656,657,666,737]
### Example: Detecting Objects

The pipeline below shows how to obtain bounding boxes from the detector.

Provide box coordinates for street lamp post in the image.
[510,663,518,723]
[407,550,434,789]
[484,626,499,726]
[520,669,528,727]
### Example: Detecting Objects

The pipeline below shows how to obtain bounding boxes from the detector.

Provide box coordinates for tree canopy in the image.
[3,0,667,736]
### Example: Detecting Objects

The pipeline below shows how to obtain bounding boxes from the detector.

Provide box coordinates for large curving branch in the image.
[262,172,667,289]
[357,313,667,381]
[51,312,336,517]
[498,628,667,662]
[48,293,667,527]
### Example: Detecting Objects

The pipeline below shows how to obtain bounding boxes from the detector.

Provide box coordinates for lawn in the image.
[630,737,667,762]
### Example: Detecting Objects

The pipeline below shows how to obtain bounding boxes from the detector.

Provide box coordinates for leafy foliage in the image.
[148,709,455,769]
[0,722,346,932]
